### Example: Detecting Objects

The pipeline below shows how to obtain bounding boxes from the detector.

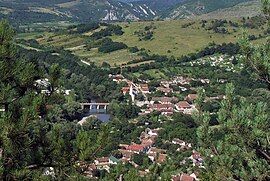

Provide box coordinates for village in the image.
[76,126,203,181]
[66,73,227,180]
[110,74,225,116]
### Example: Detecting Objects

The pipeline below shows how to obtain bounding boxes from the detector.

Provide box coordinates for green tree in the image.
[239,0,270,89]
[0,20,44,179]
[197,84,270,180]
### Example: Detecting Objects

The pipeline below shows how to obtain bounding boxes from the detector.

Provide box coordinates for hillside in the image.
[16,17,268,66]
[163,0,255,19]
[198,0,261,19]
[0,0,258,24]
[0,0,157,23]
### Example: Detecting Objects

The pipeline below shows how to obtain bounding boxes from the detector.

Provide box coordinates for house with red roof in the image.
[157,87,173,95]
[126,144,146,154]
[121,86,130,95]
[185,94,198,103]
[149,103,174,115]
[139,84,150,94]
[172,173,195,181]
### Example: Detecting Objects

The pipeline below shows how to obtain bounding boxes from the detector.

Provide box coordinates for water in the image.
[83,108,111,123]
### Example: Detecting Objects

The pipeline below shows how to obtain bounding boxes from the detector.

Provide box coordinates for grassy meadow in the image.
[113,20,264,57]
[16,19,267,66]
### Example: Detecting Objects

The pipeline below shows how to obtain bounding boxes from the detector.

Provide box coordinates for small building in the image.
[149,104,174,115]
[172,173,195,181]
[109,156,120,165]
[118,149,134,161]
[121,87,130,95]
[175,101,191,112]
[172,138,186,146]
[94,157,110,166]
[157,87,173,95]
[111,74,124,83]
[151,97,178,104]
[156,153,167,164]
[185,94,198,103]
[139,84,150,94]
[126,144,146,154]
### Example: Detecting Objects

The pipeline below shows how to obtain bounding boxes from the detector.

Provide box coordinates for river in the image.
[79,108,111,124]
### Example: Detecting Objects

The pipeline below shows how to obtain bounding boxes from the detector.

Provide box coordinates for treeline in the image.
[90,24,124,40]
[86,37,128,53]
[98,40,127,53]
[122,42,241,73]
[68,22,100,34]
[17,47,122,102]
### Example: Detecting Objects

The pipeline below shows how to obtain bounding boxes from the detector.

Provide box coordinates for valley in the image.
[0,0,270,180]
[16,17,267,66]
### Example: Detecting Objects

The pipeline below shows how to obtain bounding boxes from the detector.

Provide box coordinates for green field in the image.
[113,20,265,57]
[16,18,267,66]
[73,48,142,66]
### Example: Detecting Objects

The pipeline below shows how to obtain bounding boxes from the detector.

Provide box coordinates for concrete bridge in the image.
[80,103,109,111]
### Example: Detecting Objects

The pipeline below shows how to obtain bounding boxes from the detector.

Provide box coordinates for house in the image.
[172,174,195,181]
[173,76,192,85]
[139,84,150,94]
[109,156,120,165]
[126,144,146,153]
[118,149,134,161]
[147,147,167,163]
[175,101,197,114]
[156,153,167,164]
[141,138,155,148]
[151,97,179,104]
[190,151,203,167]
[94,157,110,166]
[157,87,173,95]
[175,101,191,112]
[139,170,148,177]
[148,147,166,154]
[149,104,174,115]
[121,87,130,95]
[43,167,55,177]
[145,128,159,137]
[83,163,98,178]
[172,138,186,146]
[111,74,124,83]
[185,94,198,103]
[94,157,110,170]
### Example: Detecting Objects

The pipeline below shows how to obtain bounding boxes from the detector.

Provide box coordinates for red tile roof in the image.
[157,154,167,164]
[150,104,174,110]
[172,174,194,181]
[127,144,145,152]
[121,87,130,93]
[176,101,191,109]
[180,174,195,181]
[187,94,198,101]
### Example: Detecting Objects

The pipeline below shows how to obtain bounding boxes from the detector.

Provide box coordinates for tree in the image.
[239,0,270,89]
[0,20,44,179]
[197,84,270,180]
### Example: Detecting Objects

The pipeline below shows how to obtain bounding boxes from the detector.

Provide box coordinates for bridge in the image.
[80,103,110,111]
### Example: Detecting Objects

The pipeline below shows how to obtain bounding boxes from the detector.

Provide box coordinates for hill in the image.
[0,0,258,24]
[163,0,255,19]
[0,0,157,23]
[198,0,261,19]
[16,17,268,66]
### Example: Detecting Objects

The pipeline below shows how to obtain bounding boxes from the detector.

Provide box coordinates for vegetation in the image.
[0,1,269,180]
